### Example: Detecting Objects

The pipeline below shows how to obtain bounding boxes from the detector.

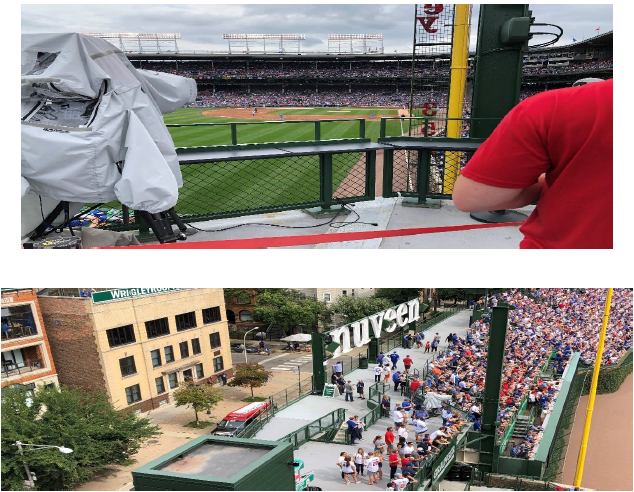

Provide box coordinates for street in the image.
[230,350,315,372]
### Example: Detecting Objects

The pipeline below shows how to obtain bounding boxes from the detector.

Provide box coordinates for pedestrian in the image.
[354,416,365,441]
[390,351,400,370]
[335,361,343,377]
[392,371,401,392]
[431,339,439,353]
[374,435,386,455]
[453,79,613,248]
[354,448,366,476]
[383,365,391,383]
[424,341,431,353]
[397,423,409,444]
[377,352,385,365]
[374,364,383,383]
[337,452,348,480]
[221,373,228,386]
[341,456,359,484]
[357,379,366,400]
[403,355,413,374]
[337,375,346,395]
[347,416,359,445]
[385,426,395,450]
[388,450,399,479]
[345,380,354,402]
[366,451,380,485]
[381,395,391,418]
[393,406,404,428]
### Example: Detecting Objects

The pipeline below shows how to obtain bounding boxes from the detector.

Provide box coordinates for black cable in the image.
[183,199,378,233]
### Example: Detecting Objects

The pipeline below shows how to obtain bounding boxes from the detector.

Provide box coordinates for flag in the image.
[596,27,600,31]
[573,37,577,42]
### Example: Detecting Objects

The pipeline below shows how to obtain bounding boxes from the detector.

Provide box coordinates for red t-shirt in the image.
[460,80,613,248]
[403,357,413,366]
[385,431,395,444]
[410,380,421,392]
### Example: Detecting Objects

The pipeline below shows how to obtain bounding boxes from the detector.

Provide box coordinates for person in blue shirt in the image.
[510,443,519,457]
[402,398,412,413]
[473,418,481,431]
[414,408,428,420]
[390,352,400,369]
[347,417,359,444]
[392,371,402,392]
[377,352,385,365]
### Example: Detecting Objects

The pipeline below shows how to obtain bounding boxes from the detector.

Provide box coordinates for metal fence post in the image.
[315,121,321,141]
[320,153,333,211]
[359,118,366,139]
[382,149,394,198]
[380,117,387,138]
[366,150,376,200]
[417,149,430,203]
[230,123,237,145]
[424,118,428,137]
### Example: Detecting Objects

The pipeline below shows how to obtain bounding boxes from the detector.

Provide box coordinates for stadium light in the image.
[222,34,305,40]
[82,33,181,39]
[328,34,383,40]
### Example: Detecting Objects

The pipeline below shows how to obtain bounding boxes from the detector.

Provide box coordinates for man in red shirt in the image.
[403,355,413,374]
[410,378,421,393]
[453,79,613,248]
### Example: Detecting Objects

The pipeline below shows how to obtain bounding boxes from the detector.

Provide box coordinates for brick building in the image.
[1,288,59,392]
[224,289,259,328]
[37,288,233,412]
[297,288,376,303]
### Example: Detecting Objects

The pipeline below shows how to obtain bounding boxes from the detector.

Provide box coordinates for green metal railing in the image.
[279,408,347,450]
[378,116,500,140]
[167,117,368,145]
[269,375,314,415]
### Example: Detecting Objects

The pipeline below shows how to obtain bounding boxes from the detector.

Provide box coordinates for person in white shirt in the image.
[393,407,404,427]
[341,457,359,484]
[366,452,380,485]
[354,448,366,476]
[403,442,415,455]
[383,365,391,383]
[412,416,428,435]
[393,472,416,490]
[397,423,409,443]
[374,365,383,383]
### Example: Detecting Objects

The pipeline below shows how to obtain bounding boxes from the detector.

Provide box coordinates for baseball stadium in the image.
[20,5,613,249]
[130,288,632,492]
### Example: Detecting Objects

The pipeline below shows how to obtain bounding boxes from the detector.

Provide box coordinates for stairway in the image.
[511,415,530,439]
[266,324,287,340]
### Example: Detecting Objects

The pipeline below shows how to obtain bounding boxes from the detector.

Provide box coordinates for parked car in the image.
[212,401,271,437]
[230,344,258,353]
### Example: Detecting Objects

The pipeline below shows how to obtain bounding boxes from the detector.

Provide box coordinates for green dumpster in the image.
[358,355,368,369]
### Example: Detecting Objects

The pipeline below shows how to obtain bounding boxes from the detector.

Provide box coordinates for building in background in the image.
[297,288,375,303]
[1,288,59,392]
[37,288,233,412]
[224,289,259,329]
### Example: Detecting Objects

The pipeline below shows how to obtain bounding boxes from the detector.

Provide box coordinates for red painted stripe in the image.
[98,222,522,249]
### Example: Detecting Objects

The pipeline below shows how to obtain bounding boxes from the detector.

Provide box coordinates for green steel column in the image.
[311,332,326,393]
[479,304,511,473]
[470,4,530,139]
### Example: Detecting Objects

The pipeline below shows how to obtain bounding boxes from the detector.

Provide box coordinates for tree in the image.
[253,289,329,335]
[1,385,160,491]
[436,289,467,303]
[373,288,422,306]
[228,363,272,398]
[172,381,223,426]
[224,288,255,305]
[330,295,393,324]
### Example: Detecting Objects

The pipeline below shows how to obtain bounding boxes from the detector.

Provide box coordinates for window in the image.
[145,318,170,339]
[352,289,355,297]
[119,356,137,377]
[1,349,26,370]
[196,363,204,379]
[202,306,222,324]
[150,349,162,368]
[183,369,193,381]
[1,304,38,340]
[239,310,253,322]
[213,356,224,373]
[191,338,201,355]
[323,293,331,302]
[155,376,165,394]
[125,384,141,405]
[342,290,348,296]
[209,332,221,349]
[179,341,190,359]
[106,325,136,348]
[164,345,175,363]
[176,312,197,331]
[168,372,178,389]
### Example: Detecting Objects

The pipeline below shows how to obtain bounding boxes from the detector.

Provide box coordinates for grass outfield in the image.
[163,107,415,147]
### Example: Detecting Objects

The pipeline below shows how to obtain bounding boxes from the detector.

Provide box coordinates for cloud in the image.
[21,4,613,53]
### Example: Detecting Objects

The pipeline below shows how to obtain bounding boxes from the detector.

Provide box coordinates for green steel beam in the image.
[470,4,530,139]
[479,304,511,473]
[312,332,327,393]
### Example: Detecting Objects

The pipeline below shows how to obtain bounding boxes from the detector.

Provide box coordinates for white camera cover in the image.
[21,33,197,234]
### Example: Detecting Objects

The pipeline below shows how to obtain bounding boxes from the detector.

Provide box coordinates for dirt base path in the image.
[202,107,398,121]
[561,373,633,490]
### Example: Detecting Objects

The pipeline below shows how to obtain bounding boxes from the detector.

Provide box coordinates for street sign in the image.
[323,384,336,398]
[292,366,300,375]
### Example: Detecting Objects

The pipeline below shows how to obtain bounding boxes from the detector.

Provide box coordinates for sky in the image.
[21,3,613,53]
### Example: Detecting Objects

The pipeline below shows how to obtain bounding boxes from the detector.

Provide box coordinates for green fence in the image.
[167,118,368,145]
[279,408,347,450]
[579,348,633,395]
[269,375,314,414]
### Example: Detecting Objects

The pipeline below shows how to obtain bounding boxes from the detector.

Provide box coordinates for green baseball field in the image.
[163,106,415,147]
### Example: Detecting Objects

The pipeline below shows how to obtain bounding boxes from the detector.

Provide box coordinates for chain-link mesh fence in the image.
[269,375,314,413]
[332,152,366,199]
[391,149,419,195]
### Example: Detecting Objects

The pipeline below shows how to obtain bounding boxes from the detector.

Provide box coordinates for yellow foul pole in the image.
[573,288,613,487]
[443,4,471,194]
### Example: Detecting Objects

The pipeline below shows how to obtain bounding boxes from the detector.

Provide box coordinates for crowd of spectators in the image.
[138,57,611,80]
[407,288,631,459]
[522,58,612,75]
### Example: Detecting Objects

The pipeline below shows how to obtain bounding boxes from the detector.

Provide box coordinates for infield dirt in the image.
[202,107,409,120]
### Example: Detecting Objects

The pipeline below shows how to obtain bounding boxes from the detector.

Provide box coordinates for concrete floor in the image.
[147,198,533,248]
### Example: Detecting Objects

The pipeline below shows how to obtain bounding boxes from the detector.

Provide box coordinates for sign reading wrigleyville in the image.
[326,298,420,357]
